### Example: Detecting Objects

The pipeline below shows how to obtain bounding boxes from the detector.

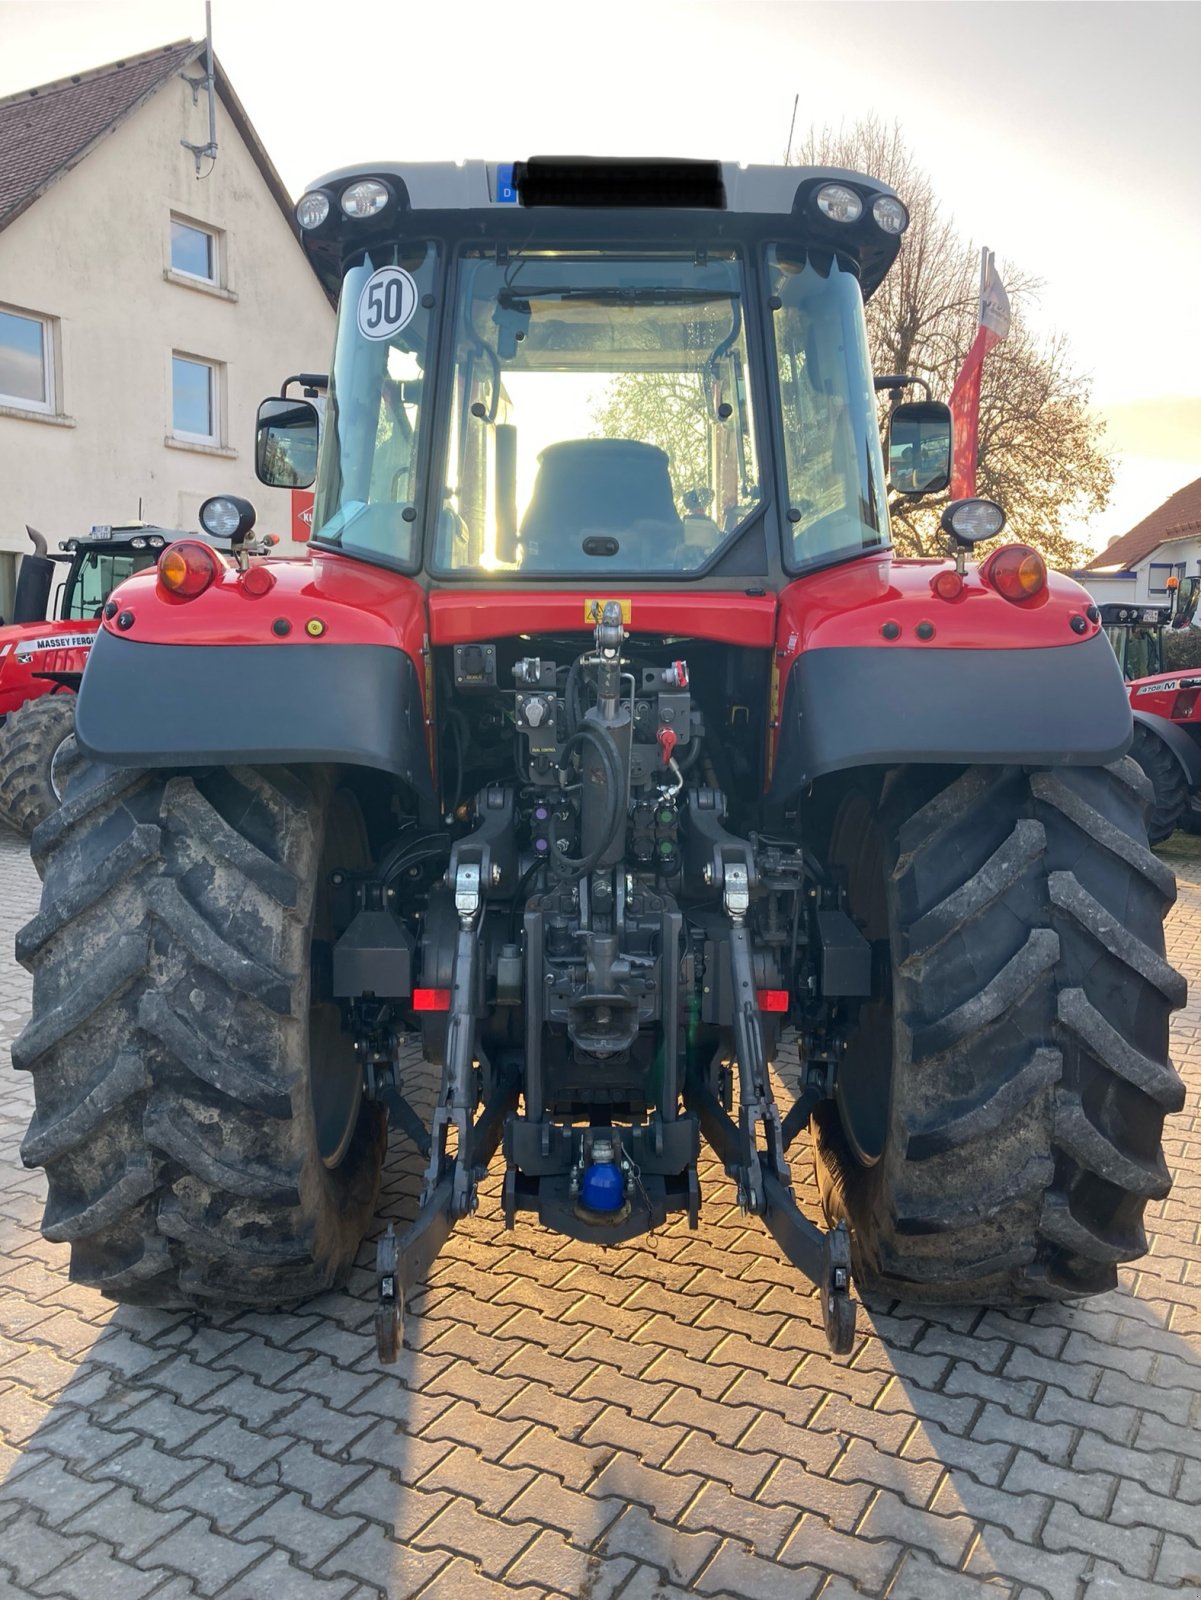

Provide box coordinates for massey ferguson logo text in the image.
[13,633,94,661]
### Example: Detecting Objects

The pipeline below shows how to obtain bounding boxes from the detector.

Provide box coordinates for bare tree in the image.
[795,119,1113,568]
[594,373,711,498]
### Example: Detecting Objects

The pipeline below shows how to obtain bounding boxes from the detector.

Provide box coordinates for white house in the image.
[1080,477,1201,609]
[0,40,334,619]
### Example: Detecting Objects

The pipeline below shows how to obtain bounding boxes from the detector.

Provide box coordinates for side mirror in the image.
[887,401,952,496]
[256,396,319,489]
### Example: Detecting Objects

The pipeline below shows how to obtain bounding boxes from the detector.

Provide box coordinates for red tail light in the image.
[158,540,221,599]
[981,543,1047,603]
[412,988,450,1012]
[239,564,277,598]
[757,989,790,1013]
[932,569,964,601]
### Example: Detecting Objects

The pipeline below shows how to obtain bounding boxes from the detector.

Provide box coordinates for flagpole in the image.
[979,246,988,324]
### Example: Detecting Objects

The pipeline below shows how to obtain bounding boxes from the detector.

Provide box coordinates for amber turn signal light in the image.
[158,541,220,599]
[981,543,1046,603]
[932,569,964,600]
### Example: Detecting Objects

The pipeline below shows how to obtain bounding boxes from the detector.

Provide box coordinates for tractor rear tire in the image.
[12,753,386,1307]
[813,759,1185,1304]
[1130,722,1188,844]
[0,695,78,837]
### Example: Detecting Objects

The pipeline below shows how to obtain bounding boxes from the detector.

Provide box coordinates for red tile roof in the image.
[0,41,203,234]
[1084,476,1201,572]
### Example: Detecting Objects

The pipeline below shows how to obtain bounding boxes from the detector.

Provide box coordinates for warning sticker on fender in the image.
[14,633,94,660]
[584,599,632,624]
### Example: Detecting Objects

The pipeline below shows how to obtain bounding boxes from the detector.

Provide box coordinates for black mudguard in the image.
[75,631,432,798]
[770,634,1132,798]
[1132,709,1201,790]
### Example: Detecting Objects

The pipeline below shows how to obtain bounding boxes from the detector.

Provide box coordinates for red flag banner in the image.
[949,250,1010,500]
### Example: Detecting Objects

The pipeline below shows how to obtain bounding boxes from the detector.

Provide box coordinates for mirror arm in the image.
[280,373,329,399]
[874,373,931,405]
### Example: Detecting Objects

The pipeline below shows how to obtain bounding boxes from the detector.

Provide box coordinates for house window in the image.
[1148,562,1184,596]
[171,218,217,282]
[172,354,218,442]
[0,306,54,412]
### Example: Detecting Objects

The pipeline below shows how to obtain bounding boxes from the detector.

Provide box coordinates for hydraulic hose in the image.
[549,725,624,880]
[510,856,548,938]
[676,735,702,772]
[564,656,586,736]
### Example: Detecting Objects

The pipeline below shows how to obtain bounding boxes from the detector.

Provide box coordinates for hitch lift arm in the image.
[374,850,518,1363]
[685,860,856,1354]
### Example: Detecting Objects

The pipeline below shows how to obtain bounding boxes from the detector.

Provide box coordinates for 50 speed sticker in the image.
[357,266,419,342]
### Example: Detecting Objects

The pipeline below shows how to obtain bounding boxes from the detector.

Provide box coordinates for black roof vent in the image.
[514,157,725,209]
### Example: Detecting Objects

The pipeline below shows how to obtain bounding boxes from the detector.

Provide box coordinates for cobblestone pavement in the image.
[0,813,1199,1600]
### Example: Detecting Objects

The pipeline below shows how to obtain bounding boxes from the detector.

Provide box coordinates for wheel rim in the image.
[827,790,893,1167]
[48,737,73,804]
[309,789,367,1168]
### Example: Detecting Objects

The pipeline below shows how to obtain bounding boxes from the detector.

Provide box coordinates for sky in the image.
[1,0,1198,552]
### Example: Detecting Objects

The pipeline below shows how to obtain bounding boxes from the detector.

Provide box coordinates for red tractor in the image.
[1095,592,1201,843]
[0,524,177,834]
[15,158,1183,1359]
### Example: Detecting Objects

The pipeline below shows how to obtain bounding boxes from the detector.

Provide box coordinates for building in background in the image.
[1079,477,1201,610]
[0,40,333,620]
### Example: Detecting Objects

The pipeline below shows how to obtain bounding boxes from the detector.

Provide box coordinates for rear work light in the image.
[815,183,863,223]
[982,543,1047,603]
[158,540,221,599]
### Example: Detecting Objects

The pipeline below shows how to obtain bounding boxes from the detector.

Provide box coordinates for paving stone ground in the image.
[0,811,1199,1599]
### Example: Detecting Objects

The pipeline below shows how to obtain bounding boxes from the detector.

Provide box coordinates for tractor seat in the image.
[519,439,684,568]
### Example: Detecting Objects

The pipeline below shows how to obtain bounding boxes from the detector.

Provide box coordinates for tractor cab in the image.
[257,158,933,586]
[1099,602,1171,680]
[52,525,177,622]
[9,523,179,629]
[1097,576,1200,682]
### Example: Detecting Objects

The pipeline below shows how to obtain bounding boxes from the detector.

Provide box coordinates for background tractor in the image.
[14,158,1183,1358]
[1094,586,1201,842]
[0,524,177,834]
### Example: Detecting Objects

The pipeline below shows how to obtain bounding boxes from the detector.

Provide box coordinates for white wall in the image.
[0,73,333,563]
[1083,538,1201,608]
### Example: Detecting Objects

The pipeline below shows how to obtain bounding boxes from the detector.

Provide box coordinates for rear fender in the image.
[769,557,1131,798]
[74,551,433,800]
[1132,709,1201,790]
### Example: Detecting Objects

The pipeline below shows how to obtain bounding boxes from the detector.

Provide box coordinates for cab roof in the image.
[304,158,902,216]
[298,156,907,300]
